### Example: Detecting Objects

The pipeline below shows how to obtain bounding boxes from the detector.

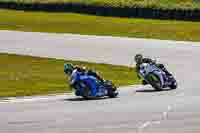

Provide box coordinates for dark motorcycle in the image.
[138,62,177,91]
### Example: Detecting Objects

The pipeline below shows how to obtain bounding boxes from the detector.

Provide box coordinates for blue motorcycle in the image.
[64,64,118,99]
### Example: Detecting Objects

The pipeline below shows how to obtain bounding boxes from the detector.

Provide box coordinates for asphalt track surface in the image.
[1,30,200,133]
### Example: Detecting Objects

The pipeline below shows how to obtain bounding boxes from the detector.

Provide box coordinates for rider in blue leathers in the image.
[64,63,104,96]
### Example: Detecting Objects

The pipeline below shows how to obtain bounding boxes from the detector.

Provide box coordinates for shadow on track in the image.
[136,87,173,93]
[63,97,113,101]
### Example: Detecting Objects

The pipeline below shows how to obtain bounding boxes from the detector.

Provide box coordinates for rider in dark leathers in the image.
[134,54,172,84]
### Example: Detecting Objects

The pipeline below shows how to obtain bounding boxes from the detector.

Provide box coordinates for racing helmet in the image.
[134,54,143,64]
[64,63,74,75]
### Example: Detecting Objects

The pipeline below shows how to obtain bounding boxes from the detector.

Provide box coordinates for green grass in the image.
[0,53,139,97]
[0,9,200,41]
[1,0,200,10]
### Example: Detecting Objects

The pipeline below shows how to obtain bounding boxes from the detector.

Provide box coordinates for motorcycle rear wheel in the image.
[169,80,177,89]
[107,86,118,98]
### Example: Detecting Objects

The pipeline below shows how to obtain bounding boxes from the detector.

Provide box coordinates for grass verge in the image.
[0,53,139,97]
[0,9,200,41]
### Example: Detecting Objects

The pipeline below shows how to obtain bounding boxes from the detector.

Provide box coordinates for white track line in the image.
[0,85,141,103]
[0,93,74,103]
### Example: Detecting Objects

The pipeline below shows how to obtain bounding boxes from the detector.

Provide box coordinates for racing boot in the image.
[96,86,106,97]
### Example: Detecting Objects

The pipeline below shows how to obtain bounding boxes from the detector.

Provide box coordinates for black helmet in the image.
[64,63,74,75]
[134,54,143,64]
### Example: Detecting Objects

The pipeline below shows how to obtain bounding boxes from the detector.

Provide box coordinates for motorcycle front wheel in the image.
[81,81,92,99]
[146,73,162,91]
